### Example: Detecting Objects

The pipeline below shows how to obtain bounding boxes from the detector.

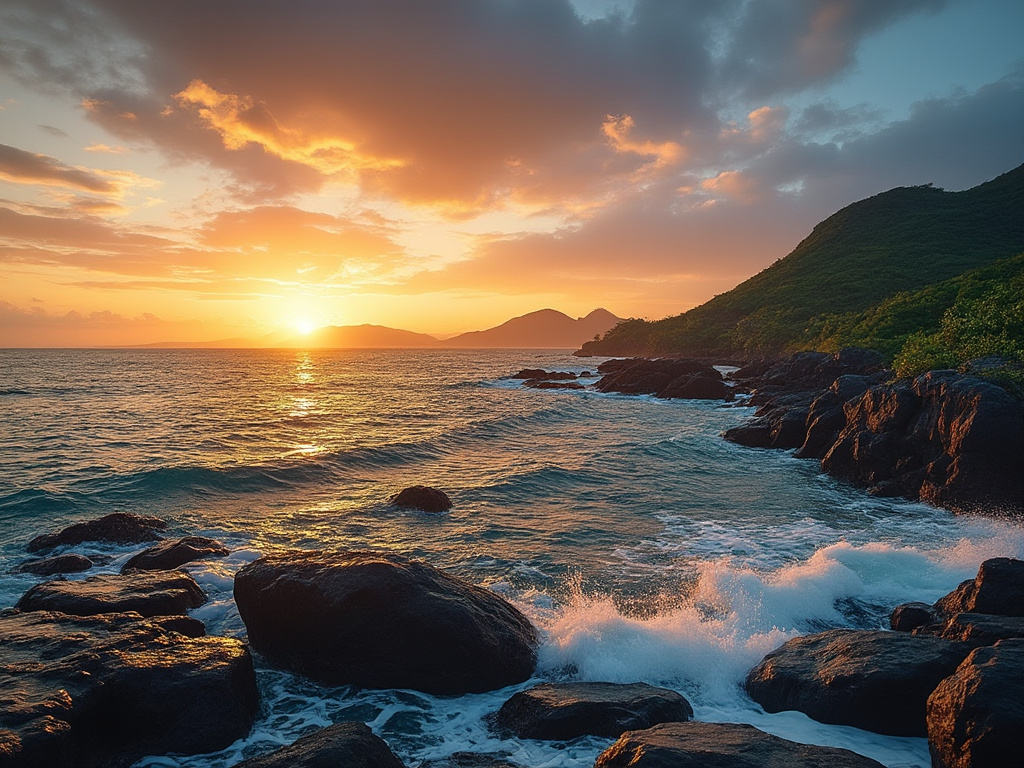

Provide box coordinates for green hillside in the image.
[579,163,1024,358]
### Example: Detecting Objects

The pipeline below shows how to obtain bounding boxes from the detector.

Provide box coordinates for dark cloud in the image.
[0,142,118,193]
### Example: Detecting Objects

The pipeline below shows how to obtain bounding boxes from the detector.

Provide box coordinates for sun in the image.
[293,318,318,335]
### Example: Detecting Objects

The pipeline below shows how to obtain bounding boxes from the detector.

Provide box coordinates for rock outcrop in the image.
[233,550,537,694]
[0,609,258,768]
[595,358,733,401]
[745,629,973,736]
[27,512,167,553]
[724,351,1024,516]
[389,486,453,513]
[230,721,405,768]
[927,639,1024,768]
[593,721,885,767]
[16,570,206,618]
[121,536,229,572]
[493,682,692,740]
[16,554,93,576]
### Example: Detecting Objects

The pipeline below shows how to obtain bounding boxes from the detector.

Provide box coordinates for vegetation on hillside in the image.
[579,164,1024,366]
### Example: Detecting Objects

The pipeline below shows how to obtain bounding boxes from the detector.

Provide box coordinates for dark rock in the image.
[657,374,733,401]
[596,358,722,397]
[593,721,885,768]
[121,536,230,572]
[494,682,692,740]
[933,613,1024,646]
[389,485,453,513]
[927,639,1024,768]
[510,369,575,380]
[27,512,167,553]
[230,721,405,768]
[16,569,206,618]
[723,422,772,447]
[933,558,1024,617]
[233,550,537,694]
[523,380,584,390]
[890,601,939,632]
[16,554,93,576]
[745,629,973,736]
[731,358,776,379]
[0,609,258,768]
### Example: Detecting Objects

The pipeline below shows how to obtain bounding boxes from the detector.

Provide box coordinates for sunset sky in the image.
[1,0,1022,346]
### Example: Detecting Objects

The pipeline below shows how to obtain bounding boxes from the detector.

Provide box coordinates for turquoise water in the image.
[2,348,1022,767]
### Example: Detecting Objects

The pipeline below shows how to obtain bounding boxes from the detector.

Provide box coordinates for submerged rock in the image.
[26,511,167,553]
[510,369,576,380]
[927,639,1024,768]
[121,536,229,572]
[389,485,453,513]
[16,569,206,618]
[745,629,973,736]
[593,721,885,767]
[420,753,518,768]
[230,721,405,768]
[494,681,692,740]
[0,609,258,768]
[233,550,537,694]
[16,554,93,576]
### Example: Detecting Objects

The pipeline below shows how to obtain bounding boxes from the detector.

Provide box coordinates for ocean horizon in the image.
[3,348,1022,767]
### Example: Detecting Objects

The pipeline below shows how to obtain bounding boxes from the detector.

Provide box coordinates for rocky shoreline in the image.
[3,350,1024,768]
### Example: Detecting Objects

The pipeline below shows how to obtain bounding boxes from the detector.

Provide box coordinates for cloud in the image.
[0,142,118,193]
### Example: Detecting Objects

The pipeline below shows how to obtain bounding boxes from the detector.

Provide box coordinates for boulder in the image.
[230,721,405,768]
[16,569,206,618]
[0,609,258,768]
[927,639,1024,768]
[233,550,537,694]
[745,629,973,736]
[596,358,723,398]
[389,486,453,513]
[16,554,93,576]
[890,601,939,632]
[657,374,734,401]
[121,536,229,572]
[27,512,166,553]
[593,721,885,768]
[493,682,692,740]
[933,558,1024,617]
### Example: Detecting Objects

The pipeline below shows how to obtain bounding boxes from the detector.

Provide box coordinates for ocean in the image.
[2,348,1022,767]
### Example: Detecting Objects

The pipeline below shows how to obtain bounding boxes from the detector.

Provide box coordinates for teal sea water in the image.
[2,348,1023,767]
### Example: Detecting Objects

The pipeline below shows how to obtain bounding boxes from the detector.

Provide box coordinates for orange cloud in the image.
[173,80,406,180]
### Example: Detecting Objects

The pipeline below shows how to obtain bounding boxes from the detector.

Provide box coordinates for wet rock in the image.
[596,358,727,399]
[933,558,1024,617]
[745,629,973,736]
[657,374,734,401]
[932,613,1024,646]
[593,721,885,767]
[16,554,93,576]
[233,550,537,694]
[0,609,258,768]
[821,373,1024,515]
[494,682,692,740]
[121,536,230,572]
[230,721,405,768]
[16,569,206,618]
[890,601,939,632]
[389,485,453,513]
[510,369,576,380]
[27,512,166,553]
[927,639,1024,768]
[523,380,585,390]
